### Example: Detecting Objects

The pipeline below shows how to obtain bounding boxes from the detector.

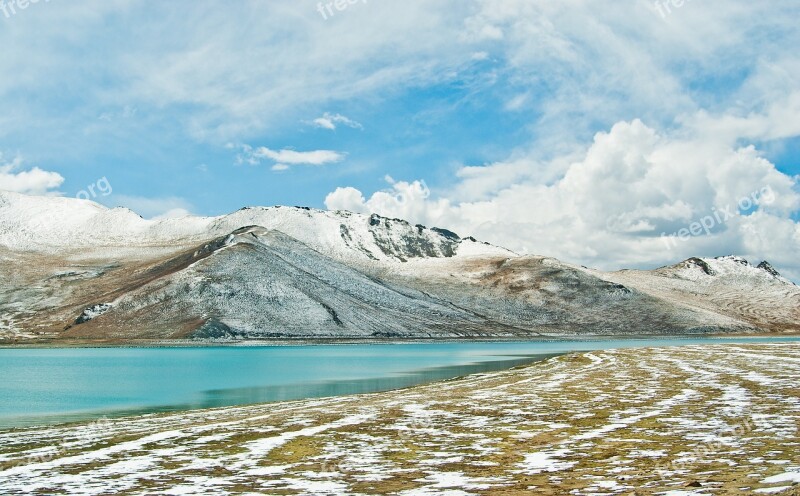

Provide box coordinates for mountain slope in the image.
[1,191,797,343]
[593,256,800,333]
[59,227,524,340]
[374,255,760,335]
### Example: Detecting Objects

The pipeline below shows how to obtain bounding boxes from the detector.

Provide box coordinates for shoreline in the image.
[3,336,800,432]
[2,331,800,349]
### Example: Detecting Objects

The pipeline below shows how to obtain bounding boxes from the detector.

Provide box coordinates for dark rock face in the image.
[364,214,461,260]
[757,261,781,278]
[431,227,461,242]
[717,255,750,266]
[339,224,353,243]
[608,283,632,295]
[371,331,403,338]
[686,257,716,276]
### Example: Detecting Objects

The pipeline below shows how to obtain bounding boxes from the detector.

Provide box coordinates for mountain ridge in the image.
[0,190,513,263]
[0,191,798,343]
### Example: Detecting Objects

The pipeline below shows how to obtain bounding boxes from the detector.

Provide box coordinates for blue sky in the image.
[1,0,799,278]
[0,10,535,215]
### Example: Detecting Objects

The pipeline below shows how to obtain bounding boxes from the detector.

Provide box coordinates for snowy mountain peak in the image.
[669,255,793,285]
[756,260,786,279]
[0,191,511,263]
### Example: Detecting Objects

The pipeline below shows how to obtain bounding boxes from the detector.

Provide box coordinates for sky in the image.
[1,0,799,279]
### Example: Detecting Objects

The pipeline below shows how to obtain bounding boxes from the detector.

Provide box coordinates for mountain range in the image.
[1,190,797,344]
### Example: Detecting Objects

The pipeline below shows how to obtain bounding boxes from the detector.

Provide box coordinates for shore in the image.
[2,331,800,349]
[1,343,799,494]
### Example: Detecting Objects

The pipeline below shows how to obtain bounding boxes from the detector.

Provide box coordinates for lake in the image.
[1,337,797,429]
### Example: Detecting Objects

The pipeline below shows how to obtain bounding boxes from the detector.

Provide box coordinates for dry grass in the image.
[1,343,799,494]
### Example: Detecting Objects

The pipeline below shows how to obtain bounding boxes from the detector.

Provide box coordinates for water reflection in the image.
[194,355,558,408]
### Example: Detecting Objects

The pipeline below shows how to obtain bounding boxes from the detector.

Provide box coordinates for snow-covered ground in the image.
[1,343,798,495]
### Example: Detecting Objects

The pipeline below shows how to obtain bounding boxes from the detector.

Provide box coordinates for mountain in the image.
[0,191,797,343]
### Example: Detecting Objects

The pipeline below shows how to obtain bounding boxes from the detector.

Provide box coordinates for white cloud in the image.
[254,147,344,165]
[93,2,473,141]
[457,0,800,152]
[326,116,800,281]
[108,195,194,220]
[683,90,800,144]
[327,177,453,225]
[236,144,345,171]
[152,208,194,220]
[0,0,797,160]
[311,113,363,131]
[0,154,64,195]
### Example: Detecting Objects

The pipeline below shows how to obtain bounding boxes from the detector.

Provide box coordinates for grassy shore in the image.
[1,343,799,495]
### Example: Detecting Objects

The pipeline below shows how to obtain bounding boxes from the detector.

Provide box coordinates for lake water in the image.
[1,337,797,429]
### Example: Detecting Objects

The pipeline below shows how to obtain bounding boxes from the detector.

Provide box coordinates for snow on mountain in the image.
[0,190,512,262]
[666,256,794,286]
[1,191,797,342]
[594,255,800,334]
[0,191,206,250]
[58,227,521,340]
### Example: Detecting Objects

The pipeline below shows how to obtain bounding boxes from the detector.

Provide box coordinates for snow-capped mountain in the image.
[0,190,510,262]
[0,191,797,343]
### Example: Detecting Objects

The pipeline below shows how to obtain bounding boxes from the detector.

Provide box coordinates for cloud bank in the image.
[0,154,64,195]
[327,115,800,281]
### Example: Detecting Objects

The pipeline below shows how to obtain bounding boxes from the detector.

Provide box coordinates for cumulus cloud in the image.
[311,113,363,131]
[326,116,800,281]
[0,154,64,195]
[327,176,453,226]
[108,195,195,220]
[235,144,345,171]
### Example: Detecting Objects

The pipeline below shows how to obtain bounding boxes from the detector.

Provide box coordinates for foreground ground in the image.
[1,344,799,495]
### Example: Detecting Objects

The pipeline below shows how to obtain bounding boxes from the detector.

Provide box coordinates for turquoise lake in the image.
[1,337,798,429]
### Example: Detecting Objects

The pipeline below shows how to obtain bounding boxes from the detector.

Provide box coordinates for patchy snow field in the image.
[1,344,799,495]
